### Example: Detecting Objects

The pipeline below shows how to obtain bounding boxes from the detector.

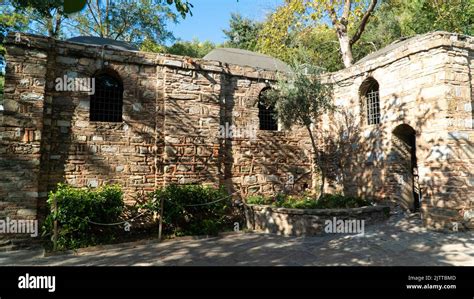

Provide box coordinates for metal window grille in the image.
[90,74,123,122]
[258,100,278,131]
[366,88,380,125]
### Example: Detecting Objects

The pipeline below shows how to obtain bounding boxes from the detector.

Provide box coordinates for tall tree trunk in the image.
[53,12,61,38]
[336,25,354,68]
[305,124,325,199]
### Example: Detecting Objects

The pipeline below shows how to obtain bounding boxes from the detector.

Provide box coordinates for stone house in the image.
[0,31,472,234]
[0,32,312,229]
[321,31,473,230]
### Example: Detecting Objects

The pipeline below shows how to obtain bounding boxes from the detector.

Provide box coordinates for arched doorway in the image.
[391,124,420,212]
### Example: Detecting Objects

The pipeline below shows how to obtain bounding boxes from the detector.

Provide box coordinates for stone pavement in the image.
[1,211,473,266]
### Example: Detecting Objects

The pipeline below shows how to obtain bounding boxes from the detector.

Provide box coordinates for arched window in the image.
[258,88,278,131]
[90,72,123,122]
[360,78,380,125]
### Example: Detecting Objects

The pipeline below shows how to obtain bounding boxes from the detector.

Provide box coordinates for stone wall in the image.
[322,32,474,230]
[0,31,472,236]
[0,33,313,231]
[0,41,47,222]
[245,204,390,236]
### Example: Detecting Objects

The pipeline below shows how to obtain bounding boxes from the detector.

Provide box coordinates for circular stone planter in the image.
[244,204,390,237]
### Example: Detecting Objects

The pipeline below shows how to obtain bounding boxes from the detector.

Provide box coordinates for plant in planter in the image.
[140,184,236,237]
[262,63,334,198]
[247,193,373,209]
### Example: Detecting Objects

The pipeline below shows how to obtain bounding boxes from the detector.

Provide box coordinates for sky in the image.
[167,0,283,45]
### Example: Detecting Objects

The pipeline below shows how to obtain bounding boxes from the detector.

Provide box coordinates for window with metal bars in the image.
[90,73,123,122]
[362,79,380,125]
[258,89,278,131]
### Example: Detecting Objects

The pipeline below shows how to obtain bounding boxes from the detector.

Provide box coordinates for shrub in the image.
[141,185,234,236]
[246,195,269,205]
[42,184,124,250]
[315,194,372,209]
[246,193,372,209]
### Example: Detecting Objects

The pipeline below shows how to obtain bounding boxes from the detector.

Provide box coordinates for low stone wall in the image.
[244,204,390,236]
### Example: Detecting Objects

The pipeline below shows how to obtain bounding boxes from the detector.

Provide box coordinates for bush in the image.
[246,195,269,205]
[141,185,234,236]
[315,194,372,209]
[42,184,124,250]
[246,193,372,209]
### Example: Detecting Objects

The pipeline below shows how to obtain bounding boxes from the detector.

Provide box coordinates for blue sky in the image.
[167,0,283,45]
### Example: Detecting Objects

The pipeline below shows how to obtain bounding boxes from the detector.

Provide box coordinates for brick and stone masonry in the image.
[0,31,472,239]
[0,32,312,238]
[320,32,473,230]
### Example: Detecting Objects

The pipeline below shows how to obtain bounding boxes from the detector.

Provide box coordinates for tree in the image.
[9,0,66,38]
[256,0,306,64]
[263,64,334,197]
[316,0,378,67]
[222,13,262,51]
[4,0,195,46]
[166,0,194,19]
[0,2,29,69]
[351,0,403,62]
[140,38,215,58]
[399,0,473,36]
[70,0,182,46]
[257,0,378,68]
[166,38,215,58]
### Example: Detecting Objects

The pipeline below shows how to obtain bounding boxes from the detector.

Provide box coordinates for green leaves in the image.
[43,184,124,250]
[246,193,372,209]
[167,0,194,19]
[166,38,216,58]
[400,0,474,35]
[222,13,263,51]
[63,0,87,14]
[264,63,334,130]
[141,185,234,236]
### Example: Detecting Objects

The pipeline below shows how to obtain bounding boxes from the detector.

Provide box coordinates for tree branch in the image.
[341,0,351,25]
[87,1,102,37]
[326,0,339,26]
[350,0,377,46]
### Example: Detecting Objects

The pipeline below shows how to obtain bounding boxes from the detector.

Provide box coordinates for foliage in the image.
[399,0,473,36]
[70,0,180,46]
[42,184,124,250]
[166,0,194,19]
[264,64,333,129]
[2,0,194,50]
[140,37,216,58]
[140,38,168,53]
[292,25,344,72]
[141,185,234,236]
[256,0,306,64]
[257,0,378,67]
[166,38,216,58]
[263,63,334,195]
[222,13,263,51]
[257,0,473,71]
[9,0,65,38]
[246,193,372,209]
[0,3,29,69]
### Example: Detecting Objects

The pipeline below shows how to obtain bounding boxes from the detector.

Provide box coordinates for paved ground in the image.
[1,210,473,266]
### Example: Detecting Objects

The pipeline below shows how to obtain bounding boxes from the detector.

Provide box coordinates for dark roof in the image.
[67,36,138,51]
[203,48,290,72]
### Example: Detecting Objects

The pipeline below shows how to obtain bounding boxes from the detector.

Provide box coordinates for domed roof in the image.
[204,48,290,72]
[67,36,139,51]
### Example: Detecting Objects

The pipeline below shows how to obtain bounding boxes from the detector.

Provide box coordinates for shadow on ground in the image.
[1,211,473,266]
